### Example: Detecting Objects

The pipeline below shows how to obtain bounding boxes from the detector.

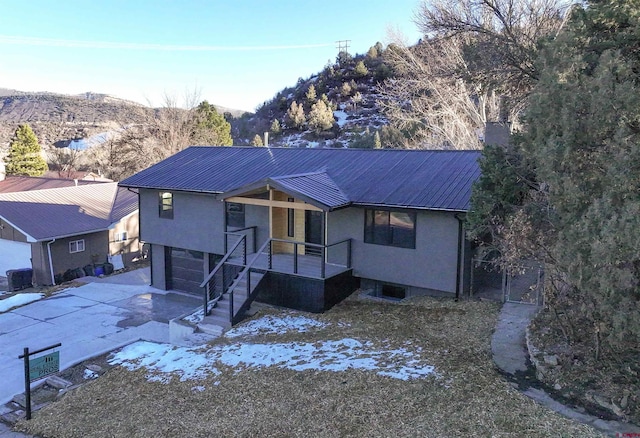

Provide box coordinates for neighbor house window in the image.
[226,202,245,228]
[114,231,128,242]
[69,239,85,254]
[364,209,416,249]
[159,192,173,219]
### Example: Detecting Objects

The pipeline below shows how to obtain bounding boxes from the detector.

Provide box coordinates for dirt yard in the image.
[15,294,604,438]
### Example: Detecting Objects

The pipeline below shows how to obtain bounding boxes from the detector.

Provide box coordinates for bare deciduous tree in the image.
[379,0,572,149]
[47,146,82,178]
[379,36,499,149]
[87,89,203,180]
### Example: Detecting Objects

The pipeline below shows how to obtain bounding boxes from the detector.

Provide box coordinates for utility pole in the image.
[335,40,351,55]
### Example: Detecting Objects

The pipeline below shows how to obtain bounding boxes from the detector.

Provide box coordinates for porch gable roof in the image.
[222,171,351,211]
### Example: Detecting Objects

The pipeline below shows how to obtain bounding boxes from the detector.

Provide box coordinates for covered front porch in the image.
[203,176,358,324]
[227,238,352,280]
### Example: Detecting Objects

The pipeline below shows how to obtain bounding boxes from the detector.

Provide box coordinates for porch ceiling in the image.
[226,195,322,211]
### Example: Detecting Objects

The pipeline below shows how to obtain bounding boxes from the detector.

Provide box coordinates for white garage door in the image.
[0,239,31,276]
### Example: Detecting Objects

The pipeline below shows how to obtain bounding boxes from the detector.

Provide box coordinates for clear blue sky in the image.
[0,0,422,112]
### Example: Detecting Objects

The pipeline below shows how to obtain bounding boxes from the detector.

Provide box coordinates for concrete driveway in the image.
[0,268,201,405]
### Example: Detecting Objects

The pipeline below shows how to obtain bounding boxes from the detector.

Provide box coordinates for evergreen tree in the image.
[379,125,407,149]
[373,131,382,149]
[307,100,335,133]
[286,101,306,129]
[252,134,264,147]
[469,0,640,358]
[518,0,640,357]
[306,84,317,104]
[336,51,353,67]
[191,100,233,146]
[270,119,281,135]
[354,60,369,77]
[5,124,48,176]
[340,81,353,98]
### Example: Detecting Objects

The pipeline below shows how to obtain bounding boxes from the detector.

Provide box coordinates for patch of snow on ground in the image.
[110,342,220,383]
[183,307,204,324]
[334,110,348,127]
[0,293,44,313]
[109,338,437,384]
[225,314,327,338]
[83,369,98,380]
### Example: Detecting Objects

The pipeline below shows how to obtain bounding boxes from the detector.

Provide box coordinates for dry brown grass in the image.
[16,294,604,437]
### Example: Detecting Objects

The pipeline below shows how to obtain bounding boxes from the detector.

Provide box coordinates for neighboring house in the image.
[119,146,480,323]
[0,175,104,193]
[43,170,113,182]
[0,182,140,285]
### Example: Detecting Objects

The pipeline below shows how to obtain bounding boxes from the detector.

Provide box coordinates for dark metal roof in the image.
[0,183,138,241]
[271,172,350,210]
[223,171,351,211]
[120,147,482,212]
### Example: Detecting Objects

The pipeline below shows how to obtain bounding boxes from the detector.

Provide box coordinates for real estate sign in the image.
[29,351,59,382]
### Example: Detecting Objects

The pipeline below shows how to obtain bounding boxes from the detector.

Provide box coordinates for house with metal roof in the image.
[0,182,140,285]
[0,175,105,193]
[119,146,481,327]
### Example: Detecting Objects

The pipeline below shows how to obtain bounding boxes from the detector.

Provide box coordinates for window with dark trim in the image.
[159,192,174,219]
[287,197,295,237]
[364,209,416,249]
[226,202,245,228]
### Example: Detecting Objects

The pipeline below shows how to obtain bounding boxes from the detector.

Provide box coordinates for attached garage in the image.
[166,247,205,295]
[0,239,32,276]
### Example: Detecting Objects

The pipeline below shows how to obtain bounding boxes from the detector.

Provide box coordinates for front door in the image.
[305,211,323,256]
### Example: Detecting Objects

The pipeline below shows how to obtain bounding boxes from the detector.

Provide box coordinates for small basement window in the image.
[381,284,406,300]
[69,239,85,254]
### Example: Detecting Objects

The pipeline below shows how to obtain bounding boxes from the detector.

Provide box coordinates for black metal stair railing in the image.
[200,235,247,316]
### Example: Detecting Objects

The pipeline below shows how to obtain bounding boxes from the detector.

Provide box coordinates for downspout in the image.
[454,214,465,302]
[47,239,56,286]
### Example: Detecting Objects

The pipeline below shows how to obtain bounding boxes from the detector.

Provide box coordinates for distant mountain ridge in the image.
[0,88,247,149]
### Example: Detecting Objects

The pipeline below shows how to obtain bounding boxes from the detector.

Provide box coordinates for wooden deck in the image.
[229,252,349,279]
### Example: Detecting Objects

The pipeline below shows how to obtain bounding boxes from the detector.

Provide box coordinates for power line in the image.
[0,35,335,51]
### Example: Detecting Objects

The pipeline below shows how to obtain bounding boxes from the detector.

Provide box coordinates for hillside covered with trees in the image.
[464,0,640,424]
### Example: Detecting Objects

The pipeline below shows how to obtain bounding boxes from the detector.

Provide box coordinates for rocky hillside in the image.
[231,44,401,149]
[0,90,151,149]
[0,43,399,152]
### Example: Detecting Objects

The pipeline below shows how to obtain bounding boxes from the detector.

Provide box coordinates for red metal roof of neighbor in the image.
[0,175,106,193]
[0,183,138,241]
[120,146,482,212]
